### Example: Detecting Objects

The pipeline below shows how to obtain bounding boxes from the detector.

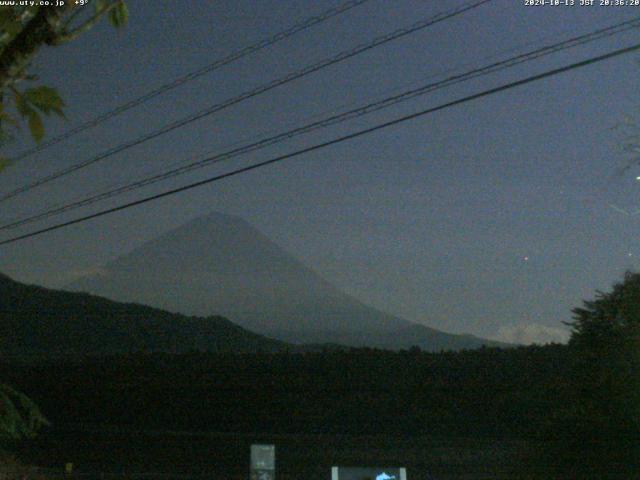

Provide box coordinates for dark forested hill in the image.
[0,272,285,357]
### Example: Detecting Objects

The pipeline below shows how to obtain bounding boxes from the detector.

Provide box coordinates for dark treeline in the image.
[0,345,570,438]
[5,272,640,478]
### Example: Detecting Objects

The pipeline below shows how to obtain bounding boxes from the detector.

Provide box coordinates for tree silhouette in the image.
[568,271,640,435]
[535,271,640,478]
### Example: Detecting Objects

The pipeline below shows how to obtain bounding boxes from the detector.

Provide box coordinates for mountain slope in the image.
[0,273,285,356]
[67,212,505,351]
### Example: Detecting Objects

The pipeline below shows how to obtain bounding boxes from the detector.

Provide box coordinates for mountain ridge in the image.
[66,211,507,351]
[0,272,286,357]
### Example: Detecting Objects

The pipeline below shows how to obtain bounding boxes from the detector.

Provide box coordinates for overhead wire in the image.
[0,0,492,203]
[1,41,638,246]
[8,0,373,162]
[2,16,638,232]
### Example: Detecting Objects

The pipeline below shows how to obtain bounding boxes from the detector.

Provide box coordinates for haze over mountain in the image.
[67,212,504,351]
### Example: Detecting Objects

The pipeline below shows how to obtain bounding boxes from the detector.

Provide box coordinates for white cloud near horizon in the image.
[492,323,571,345]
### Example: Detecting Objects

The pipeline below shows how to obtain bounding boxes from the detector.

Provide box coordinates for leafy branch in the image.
[0,1,128,170]
[0,383,49,443]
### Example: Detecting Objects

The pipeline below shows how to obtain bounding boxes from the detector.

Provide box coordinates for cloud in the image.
[492,323,570,345]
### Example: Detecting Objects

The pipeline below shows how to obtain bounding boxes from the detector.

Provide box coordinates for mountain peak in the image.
[184,211,249,228]
[67,213,503,351]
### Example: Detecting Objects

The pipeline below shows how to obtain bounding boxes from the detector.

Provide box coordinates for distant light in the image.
[629,253,634,257]
[524,256,529,261]
[636,176,640,181]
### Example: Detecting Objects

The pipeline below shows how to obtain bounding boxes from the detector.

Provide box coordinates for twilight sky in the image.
[1,0,640,343]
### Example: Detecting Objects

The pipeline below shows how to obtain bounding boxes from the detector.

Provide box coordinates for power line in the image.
[9,0,373,162]
[1,41,638,247]
[2,16,638,231]
[0,0,492,203]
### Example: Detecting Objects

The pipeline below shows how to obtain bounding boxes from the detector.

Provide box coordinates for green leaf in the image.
[0,8,15,26]
[0,100,17,126]
[1,19,23,39]
[12,89,34,118]
[23,86,65,116]
[27,111,44,143]
[109,1,128,28]
[0,111,19,128]
[0,383,49,440]
[0,156,12,173]
[94,0,110,13]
